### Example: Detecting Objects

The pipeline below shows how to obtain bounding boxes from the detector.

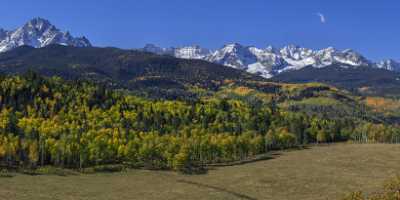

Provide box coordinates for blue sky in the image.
[1,0,399,60]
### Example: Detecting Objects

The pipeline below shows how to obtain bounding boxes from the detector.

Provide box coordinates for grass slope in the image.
[1,144,399,200]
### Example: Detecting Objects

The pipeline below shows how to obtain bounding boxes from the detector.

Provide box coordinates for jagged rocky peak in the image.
[333,49,371,66]
[23,17,54,32]
[312,47,335,67]
[207,43,257,69]
[315,46,336,55]
[376,59,400,72]
[142,44,211,59]
[280,44,314,60]
[0,17,91,52]
[316,47,336,57]
[174,45,211,59]
[221,43,244,51]
[248,46,286,68]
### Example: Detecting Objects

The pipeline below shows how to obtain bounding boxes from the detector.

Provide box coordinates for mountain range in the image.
[141,43,400,78]
[1,18,399,79]
[0,18,399,97]
[0,18,91,53]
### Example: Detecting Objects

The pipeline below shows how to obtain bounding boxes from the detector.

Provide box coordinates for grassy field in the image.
[1,143,399,200]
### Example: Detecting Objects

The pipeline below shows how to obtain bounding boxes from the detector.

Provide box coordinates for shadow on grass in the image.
[206,152,282,169]
[211,155,277,168]
[205,146,312,171]
[177,179,258,200]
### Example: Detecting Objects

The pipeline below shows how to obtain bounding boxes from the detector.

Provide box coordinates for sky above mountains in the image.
[1,0,399,60]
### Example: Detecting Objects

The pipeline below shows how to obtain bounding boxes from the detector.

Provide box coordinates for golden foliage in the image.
[365,97,400,114]
[232,86,254,96]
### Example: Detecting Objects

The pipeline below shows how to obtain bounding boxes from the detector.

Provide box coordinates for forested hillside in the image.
[0,73,398,173]
[0,45,261,100]
[2,45,400,100]
[272,65,400,97]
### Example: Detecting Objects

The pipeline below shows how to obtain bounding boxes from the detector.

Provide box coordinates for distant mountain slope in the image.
[0,18,91,52]
[141,43,400,78]
[0,45,261,98]
[271,64,400,97]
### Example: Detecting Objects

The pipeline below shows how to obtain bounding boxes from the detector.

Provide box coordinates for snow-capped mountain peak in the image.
[142,44,210,60]
[207,43,257,70]
[174,45,211,59]
[0,18,91,52]
[280,45,313,58]
[221,43,244,51]
[376,59,400,72]
[23,17,53,32]
[334,49,370,67]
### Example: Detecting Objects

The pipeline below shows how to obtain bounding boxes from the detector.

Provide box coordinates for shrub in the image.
[343,176,400,200]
